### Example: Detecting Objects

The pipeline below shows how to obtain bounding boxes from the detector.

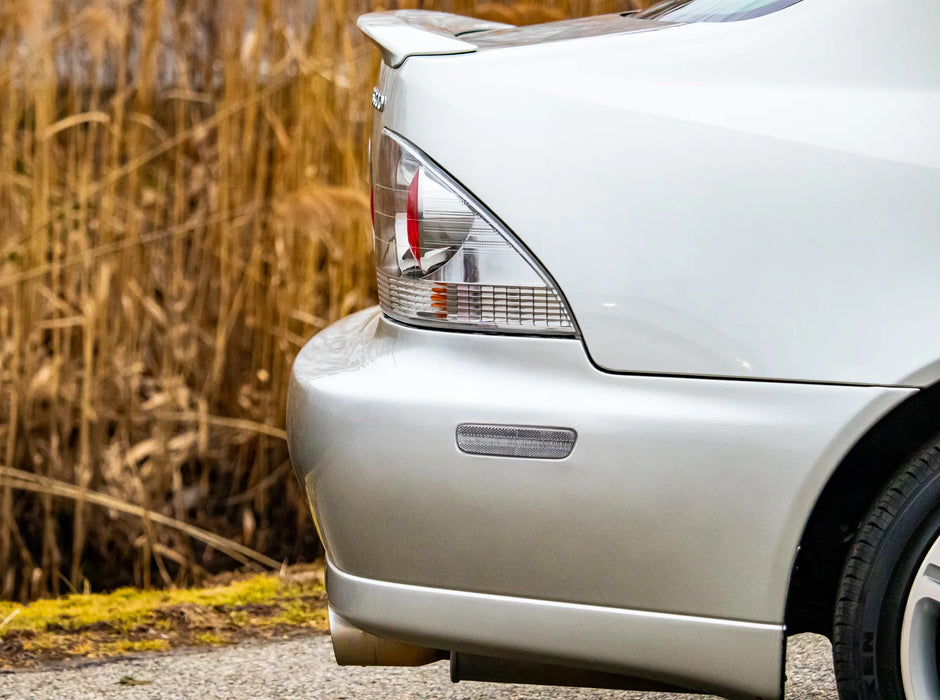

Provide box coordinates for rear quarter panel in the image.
[379,0,940,384]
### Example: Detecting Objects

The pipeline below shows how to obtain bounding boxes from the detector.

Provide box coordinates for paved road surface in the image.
[0,633,837,699]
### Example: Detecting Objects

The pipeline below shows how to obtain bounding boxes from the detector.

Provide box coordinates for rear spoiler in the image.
[357,11,514,68]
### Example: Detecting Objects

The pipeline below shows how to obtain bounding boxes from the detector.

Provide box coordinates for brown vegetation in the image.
[0,0,643,602]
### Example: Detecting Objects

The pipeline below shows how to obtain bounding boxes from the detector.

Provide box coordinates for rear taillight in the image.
[371,129,576,336]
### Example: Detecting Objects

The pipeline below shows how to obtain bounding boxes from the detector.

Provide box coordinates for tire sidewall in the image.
[849,467,940,699]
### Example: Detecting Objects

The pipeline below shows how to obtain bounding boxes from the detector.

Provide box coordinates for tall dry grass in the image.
[0,0,642,601]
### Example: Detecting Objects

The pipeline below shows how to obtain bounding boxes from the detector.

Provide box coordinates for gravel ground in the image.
[0,633,836,699]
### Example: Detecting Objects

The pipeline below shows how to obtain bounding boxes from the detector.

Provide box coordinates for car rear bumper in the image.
[325,558,781,699]
[287,306,912,698]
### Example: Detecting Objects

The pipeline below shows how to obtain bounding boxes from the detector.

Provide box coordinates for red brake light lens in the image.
[406,171,420,263]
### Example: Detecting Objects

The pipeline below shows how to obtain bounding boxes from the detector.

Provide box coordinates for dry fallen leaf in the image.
[118,676,153,686]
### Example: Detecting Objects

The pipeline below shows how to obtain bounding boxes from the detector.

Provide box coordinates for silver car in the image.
[287,0,940,697]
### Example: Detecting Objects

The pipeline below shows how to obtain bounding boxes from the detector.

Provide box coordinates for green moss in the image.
[194,631,230,646]
[99,639,170,655]
[0,573,324,636]
[226,609,251,627]
[153,618,176,632]
[270,601,328,627]
[0,567,327,668]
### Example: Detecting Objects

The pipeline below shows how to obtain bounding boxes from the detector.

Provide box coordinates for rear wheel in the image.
[833,442,940,700]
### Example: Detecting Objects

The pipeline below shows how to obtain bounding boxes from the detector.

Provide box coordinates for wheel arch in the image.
[785,379,940,637]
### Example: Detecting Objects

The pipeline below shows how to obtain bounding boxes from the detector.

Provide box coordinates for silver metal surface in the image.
[900,532,940,699]
[378,0,940,385]
[468,14,671,49]
[456,424,576,459]
[356,12,497,68]
[329,607,445,666]
[326,559,784,699]
[286,308,912,625]
[371,87,386,112]
[356,10,668,68]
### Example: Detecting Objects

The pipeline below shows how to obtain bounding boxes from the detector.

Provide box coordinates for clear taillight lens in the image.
[371,129,576,336]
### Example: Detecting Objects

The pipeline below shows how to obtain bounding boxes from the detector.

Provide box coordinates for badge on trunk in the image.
[372,87,386,112]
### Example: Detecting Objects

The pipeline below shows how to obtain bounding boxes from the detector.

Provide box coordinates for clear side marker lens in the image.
[456,424,576,459]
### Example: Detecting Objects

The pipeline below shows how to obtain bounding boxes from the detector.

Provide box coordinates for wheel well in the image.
[785,381,940,637]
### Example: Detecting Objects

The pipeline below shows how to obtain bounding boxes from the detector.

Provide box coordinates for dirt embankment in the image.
[0,565,327,670]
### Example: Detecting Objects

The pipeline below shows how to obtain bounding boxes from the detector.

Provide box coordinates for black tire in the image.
[833,442,940,700]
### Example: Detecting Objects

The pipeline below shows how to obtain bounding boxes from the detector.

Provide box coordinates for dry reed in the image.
[0,0,643,601]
